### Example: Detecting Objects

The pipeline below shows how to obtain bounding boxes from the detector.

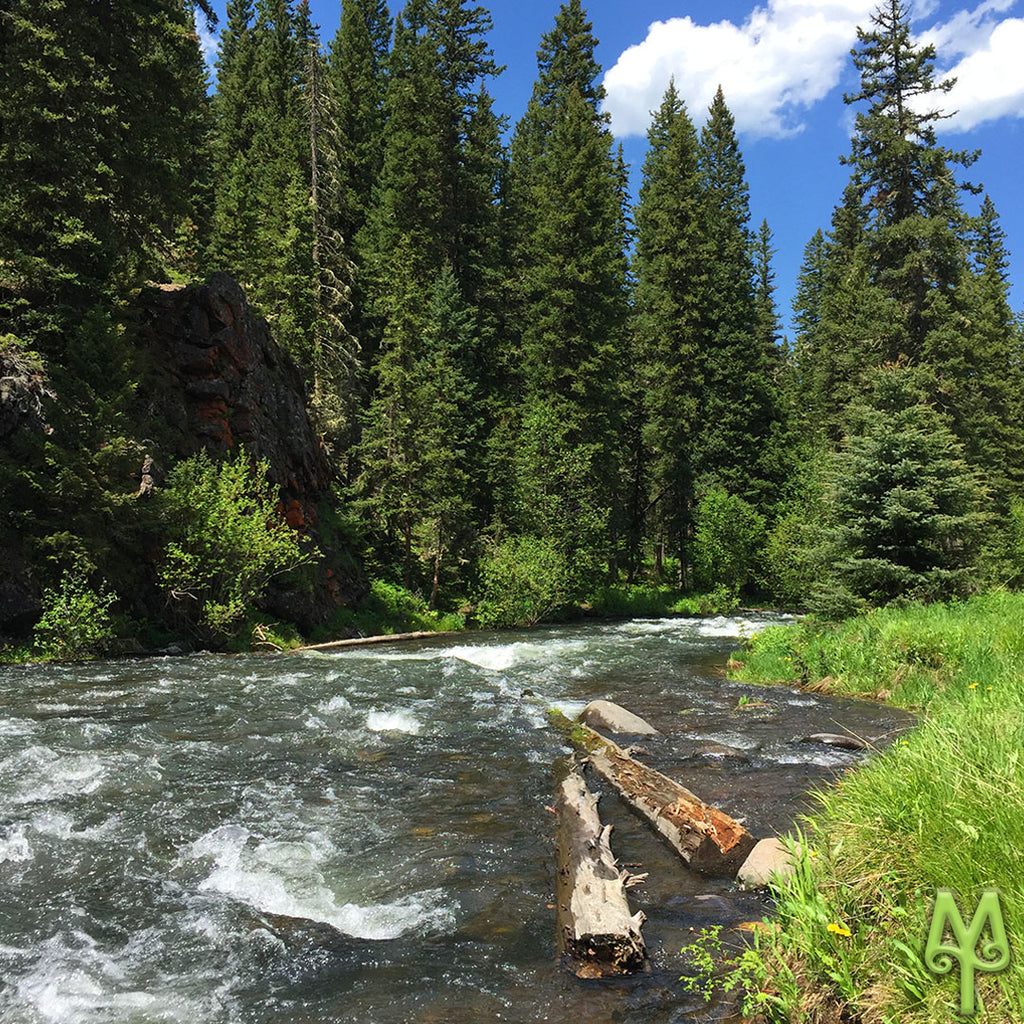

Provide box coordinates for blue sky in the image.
[200,0,1024,332]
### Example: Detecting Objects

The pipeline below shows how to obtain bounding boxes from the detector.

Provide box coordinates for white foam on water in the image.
[0,717,36,737]
[787,697,818,707]
[316,695,351,713]
[186,825,452,941]
[0,746,108,805]
[772,749,853,768]
[440,643,549,672]
[365,709,421,734]
[697,615,762,638]
[4,931,205,1024]
[0,824,32,863]
[698,731,762,751]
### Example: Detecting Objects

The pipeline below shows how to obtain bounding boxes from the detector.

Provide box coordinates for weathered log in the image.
[555,770,647,978]
[550,710,756,877]
[295,630,457,652]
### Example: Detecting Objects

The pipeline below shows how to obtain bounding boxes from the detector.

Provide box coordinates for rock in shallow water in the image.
[579,699,661,736]
[736,837,799,889]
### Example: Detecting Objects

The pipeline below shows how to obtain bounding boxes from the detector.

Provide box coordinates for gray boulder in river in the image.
[579,699,661,736]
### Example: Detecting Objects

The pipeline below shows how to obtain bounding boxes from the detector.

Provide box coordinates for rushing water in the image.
[0,615,912,1024]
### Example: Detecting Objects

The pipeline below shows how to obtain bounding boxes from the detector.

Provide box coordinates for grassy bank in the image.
[700,592,1024,1022]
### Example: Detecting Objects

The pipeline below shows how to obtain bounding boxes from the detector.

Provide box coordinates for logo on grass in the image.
[924,889,1010,1015]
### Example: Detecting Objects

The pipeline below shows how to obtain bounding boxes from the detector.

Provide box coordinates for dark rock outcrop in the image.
[0,547,42,635]
[131,273,365,630]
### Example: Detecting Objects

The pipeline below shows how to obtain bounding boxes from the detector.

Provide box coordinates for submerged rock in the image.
[798,732,871,751]
[579,699,661,736]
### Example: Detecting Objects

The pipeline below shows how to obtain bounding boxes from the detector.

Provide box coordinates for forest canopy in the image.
[1,0,1021,652]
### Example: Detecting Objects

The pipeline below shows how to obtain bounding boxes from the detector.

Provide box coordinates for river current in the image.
[0,615,911,1023]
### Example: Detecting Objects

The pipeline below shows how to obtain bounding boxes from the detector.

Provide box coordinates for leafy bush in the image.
[33,571,116,660]
[158,449,313,641]
[693,488,766,593]
[476,535,570,628]
[317,579,464,638]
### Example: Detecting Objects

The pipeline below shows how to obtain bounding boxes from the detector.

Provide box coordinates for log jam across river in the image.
[0,615,911,1023]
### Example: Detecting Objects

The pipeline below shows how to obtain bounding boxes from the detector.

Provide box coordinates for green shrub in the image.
[158,449,314,641]
[317,579,464,638]
[476,535,570,628]
[33,571,116,660]
[693,488,766,593]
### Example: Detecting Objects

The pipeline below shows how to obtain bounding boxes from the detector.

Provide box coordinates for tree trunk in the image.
[554,769,647,978]
[550,712,756,877]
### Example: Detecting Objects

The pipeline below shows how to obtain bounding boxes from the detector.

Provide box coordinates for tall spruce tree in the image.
[0,0,212,592]
[695,87,782,509]
[505,2,628,588]
[328,0,391,249]
[814,0,1018,508]
[631,81,703,584]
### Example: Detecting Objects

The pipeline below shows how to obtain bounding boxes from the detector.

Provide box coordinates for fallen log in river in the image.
[550,710,756,877]
[555,769,647,978]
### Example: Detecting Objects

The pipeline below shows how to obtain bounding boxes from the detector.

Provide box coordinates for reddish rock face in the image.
[135,273,332,511]
[132,273,365,628]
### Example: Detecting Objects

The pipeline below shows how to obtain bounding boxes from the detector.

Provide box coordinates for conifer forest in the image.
[2,0,1022,655]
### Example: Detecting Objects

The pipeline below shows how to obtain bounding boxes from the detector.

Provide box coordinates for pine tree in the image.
[0,0,213,595]
[299,1,358,452]
[631,81,703,584]
[501,3,629,588]
[327,0,390,249]
[843,0,977,360]
[831,364,988,603]
[695,87,782,509]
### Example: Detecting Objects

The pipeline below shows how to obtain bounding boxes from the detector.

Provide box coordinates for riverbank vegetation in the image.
[2,0,1023,659]
[691,592,1024,1021]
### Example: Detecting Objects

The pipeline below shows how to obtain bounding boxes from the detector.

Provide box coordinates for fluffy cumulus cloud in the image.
[918,0,1024,131]
[602,0,877,139]
[603,0,1024,139]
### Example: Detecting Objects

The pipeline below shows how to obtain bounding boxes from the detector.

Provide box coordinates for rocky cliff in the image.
[130,272,365,631]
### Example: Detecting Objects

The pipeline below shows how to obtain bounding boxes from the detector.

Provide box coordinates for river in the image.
[0,615,911,1023]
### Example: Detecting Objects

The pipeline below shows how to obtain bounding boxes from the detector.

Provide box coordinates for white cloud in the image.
[917,1,1024,131]
[197,21,219,74]
[603,0,877,139]
[603,0,1024,140]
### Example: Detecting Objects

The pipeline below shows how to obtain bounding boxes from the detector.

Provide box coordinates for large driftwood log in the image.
[550,710,756,877]
[555,770,647,978]
[295,630,457,652]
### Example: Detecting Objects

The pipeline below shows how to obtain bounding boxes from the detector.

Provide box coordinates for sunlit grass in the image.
[709,592,1024,1022]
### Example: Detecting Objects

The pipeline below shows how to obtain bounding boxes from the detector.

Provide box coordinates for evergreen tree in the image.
[821,0,1018,509]
[695,87,782,509]
[299,1,358,451]
[843,0,977,361]
[510,17,629,588]
[328,0,391,248]
[831,364,988,604]
[0,0,213,594]
[631,81,703,584]
[354,265,475,599]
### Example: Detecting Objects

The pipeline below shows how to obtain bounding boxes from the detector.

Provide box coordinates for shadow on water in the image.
[0,615,913,1023]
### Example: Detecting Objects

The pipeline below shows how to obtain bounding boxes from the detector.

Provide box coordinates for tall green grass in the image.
[710,592,1024,1022]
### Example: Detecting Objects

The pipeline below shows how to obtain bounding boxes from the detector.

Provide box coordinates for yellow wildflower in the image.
[968,683,979,689]
[827,923,852,938]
